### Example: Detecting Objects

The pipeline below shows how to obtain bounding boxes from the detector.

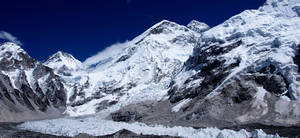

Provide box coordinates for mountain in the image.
[5,0,300,137]
[0,42,66,122]
[134,0,300,127]
[44,20,209,116]
[187,20,210,33]
[44,51,82,76]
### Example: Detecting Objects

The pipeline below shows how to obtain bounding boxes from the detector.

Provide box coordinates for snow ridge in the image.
[45,51,82,72]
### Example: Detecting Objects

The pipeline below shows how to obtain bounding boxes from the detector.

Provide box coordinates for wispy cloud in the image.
[0,31,22,45]
[83,41,131,66]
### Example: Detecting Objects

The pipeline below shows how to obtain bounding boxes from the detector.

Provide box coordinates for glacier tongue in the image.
[17,116,277,138]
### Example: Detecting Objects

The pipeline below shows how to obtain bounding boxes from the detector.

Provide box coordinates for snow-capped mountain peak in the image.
[187,20,210,33]
[0,42,27,61]
[132,20,200,45]
[44,51,82,76]
[0,42,67,122]
[53,19,205,116]
[166,0,300,127]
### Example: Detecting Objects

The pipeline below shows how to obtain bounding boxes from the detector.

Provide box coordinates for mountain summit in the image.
[44,51,82,76]
[0,42,66,122]
[187,20,210,33]
[45,19,205,116]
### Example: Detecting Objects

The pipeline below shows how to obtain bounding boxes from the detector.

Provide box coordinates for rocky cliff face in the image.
[0,42,66,122]
[78,0,300,130]
[163,0,300,127]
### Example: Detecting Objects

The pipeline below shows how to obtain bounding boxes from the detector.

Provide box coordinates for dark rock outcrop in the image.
[111,111,142,122]
[0,42,67,122]
[169,40,242,103]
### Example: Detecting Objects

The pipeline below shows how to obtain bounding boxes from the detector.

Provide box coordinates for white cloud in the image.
[0,31,22,45]
[83,41,131,66]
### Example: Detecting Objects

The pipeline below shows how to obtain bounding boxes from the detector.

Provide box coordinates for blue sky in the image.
[0,0,265,61]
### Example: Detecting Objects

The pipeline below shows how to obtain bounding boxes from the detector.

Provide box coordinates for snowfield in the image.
[17,116,277,138]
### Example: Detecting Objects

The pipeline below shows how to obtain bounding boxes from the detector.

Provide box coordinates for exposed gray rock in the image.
[169,40,242,103]
[95,100,117,112]
[100,129,179,138]
[272,38,281,48]
[292,6,300,16]
[293,44,300,72]
[0,42,66,122]
[111,111,142,122]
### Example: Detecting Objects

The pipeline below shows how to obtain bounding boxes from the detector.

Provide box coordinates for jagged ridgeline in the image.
[44,20,206,116]
[0,42,66,122]
[1,0,300,137]
[108,0,300,129]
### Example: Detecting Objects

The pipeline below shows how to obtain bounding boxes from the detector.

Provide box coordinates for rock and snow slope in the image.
[166,0,300,127]
[4,0,300,137]
[44,51,82,76]
[44,20,207,116]
[0,42,66,122]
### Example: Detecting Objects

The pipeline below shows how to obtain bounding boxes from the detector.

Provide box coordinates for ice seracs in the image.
[17,115,277,138]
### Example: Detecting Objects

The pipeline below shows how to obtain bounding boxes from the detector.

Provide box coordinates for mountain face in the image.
[158,0,300,127]
[187,20,210,33]
[44,51,82,76]
[41,0,300,128]
[2,0,300,137]
[0,42,66,122]
[44,20,208,116]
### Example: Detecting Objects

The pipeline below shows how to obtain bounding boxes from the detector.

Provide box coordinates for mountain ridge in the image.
[2,0,300,136]
[0,42,66,122]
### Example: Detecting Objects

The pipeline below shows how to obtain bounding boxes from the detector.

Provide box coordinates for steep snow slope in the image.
[44,51,86,105]
[44,51,82,76]
[45,20,208,116]
[187,20,210,33]
[166,0,300,127]
[0,42,66,122]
